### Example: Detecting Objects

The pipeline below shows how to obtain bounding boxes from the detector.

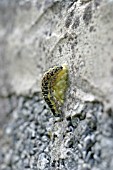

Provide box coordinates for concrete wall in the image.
[0,0,113,170]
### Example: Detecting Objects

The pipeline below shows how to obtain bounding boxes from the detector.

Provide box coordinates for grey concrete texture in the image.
[0,0,113,170]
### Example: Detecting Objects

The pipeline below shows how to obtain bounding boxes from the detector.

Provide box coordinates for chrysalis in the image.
[41,64,68,116]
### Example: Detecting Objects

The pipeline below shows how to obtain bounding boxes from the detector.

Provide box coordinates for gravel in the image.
[0,93,113,170]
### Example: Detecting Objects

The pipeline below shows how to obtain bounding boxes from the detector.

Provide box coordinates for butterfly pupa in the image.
[41,64,68,116]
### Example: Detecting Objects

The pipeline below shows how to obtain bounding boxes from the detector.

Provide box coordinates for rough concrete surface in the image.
[0,0,113,170]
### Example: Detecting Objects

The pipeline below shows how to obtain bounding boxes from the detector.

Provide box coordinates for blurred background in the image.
[0,0,113,170]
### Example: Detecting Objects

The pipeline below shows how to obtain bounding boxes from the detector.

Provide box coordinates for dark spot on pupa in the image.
[72,16,80,29]
[83,2,92,25]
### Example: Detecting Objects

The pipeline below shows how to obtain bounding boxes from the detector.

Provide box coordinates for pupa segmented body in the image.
[41,64,68,116]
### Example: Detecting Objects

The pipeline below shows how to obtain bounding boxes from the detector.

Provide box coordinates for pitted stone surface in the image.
[0,0,113,170]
